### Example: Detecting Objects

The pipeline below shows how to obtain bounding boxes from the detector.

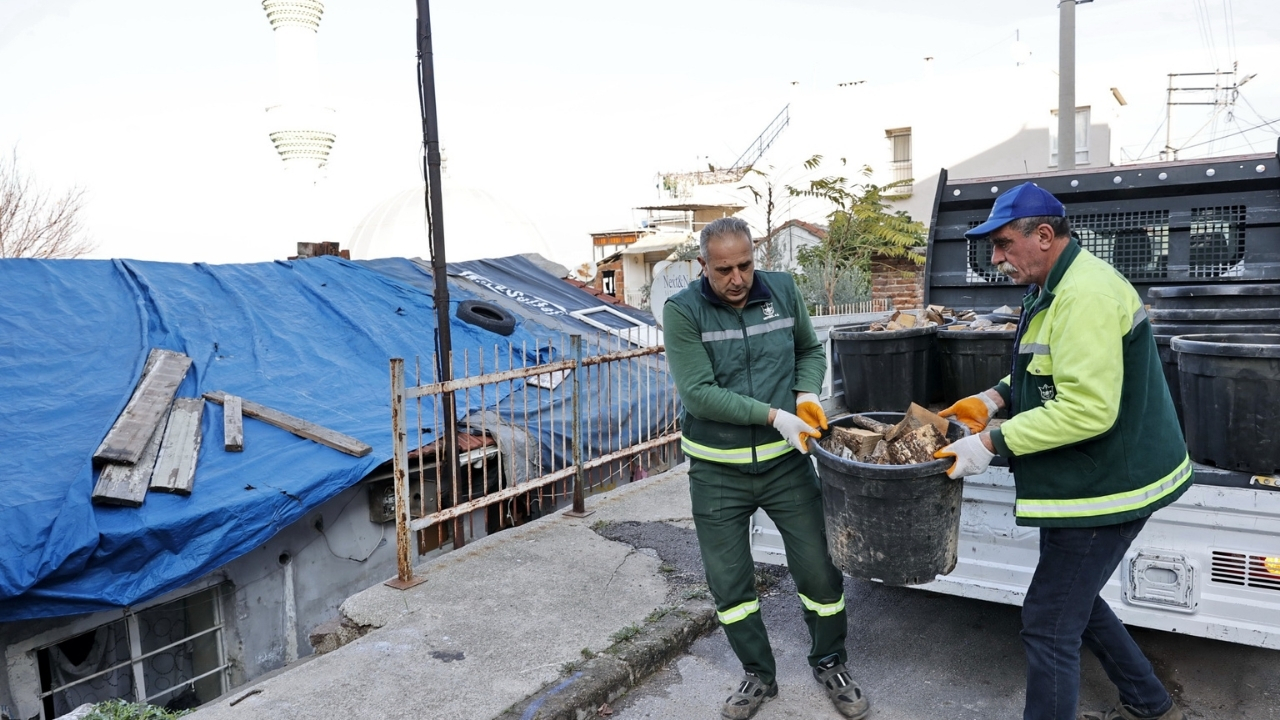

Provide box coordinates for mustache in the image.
[996,262,1018,276]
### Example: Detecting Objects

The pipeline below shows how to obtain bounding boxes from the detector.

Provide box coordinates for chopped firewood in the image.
[822,404,953,467]
[848,414,894,434]
[869,322,886,331]
[886,403,948,442]
[830,426,883,462]
[885,320,904,331]
[891,310,917,328]
[927,304,945,316]
[887,423,949,465]
[867,439,890,464]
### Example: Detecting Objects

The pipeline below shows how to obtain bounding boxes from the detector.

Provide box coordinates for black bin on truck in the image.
[924,140,1280,482]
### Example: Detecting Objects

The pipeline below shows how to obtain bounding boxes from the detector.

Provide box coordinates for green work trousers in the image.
[688,451,847,685]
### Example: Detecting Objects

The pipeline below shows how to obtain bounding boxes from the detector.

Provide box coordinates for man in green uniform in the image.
[935,183,1191,720]
[663,217,869,720]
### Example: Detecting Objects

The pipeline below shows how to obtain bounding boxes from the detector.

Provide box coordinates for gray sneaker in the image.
[813,655,870,719]
[721,672,778,720]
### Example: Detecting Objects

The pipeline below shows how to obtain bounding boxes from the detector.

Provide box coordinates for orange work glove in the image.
[939,392,1000,434]
[795,392,829,433]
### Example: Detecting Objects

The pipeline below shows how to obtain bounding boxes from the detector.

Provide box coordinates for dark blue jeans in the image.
[1021,516,1173,720]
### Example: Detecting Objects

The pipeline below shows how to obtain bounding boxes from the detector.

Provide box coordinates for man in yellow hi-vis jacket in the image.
[935,183,1191,720]
[664,217,868,720]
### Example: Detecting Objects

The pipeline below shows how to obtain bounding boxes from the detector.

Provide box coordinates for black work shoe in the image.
[1080,703,1185,720]
[813,654,871,719]
[721,672,778,720]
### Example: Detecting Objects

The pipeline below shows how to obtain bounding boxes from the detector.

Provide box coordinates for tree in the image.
[794,242,871,309]
[0,150,93,259]
[737,155,822,271]
[786,158,925,272]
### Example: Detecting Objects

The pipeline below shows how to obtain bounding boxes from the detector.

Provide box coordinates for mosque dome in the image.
[349,181,555,263]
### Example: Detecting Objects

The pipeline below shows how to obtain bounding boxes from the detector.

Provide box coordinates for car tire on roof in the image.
[456,300,517,336]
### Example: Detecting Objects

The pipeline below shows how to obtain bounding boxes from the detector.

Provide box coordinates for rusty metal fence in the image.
[387,333,681,587]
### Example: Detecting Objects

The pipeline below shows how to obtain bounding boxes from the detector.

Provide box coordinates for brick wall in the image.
[870,253,924,310]
[593,259,625,300]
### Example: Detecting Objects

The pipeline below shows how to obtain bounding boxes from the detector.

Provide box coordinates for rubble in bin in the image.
[865,304,1022,332]
[822,403,950,466]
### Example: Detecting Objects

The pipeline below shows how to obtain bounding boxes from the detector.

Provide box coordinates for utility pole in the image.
[416,0,462,548]
[1162,67,1254,161]
[1057,1,1090,170]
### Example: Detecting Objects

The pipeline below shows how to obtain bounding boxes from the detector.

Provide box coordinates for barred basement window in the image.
[1069,210,1170,280]
[34,586,228,719]
[1189,205,1246,278]
[966,220,1012,284]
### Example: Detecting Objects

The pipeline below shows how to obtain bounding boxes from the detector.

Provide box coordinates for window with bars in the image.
[34,586,228,719]
[885,127,912,192]
[1070,210,1170,280]
[1189,205,1246,278]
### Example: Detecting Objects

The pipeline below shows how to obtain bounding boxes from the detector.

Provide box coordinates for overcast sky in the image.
[1,0,1277,267]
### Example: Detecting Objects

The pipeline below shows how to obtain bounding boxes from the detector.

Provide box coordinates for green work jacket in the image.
[663,271,825,474]
[990,239,1193,528]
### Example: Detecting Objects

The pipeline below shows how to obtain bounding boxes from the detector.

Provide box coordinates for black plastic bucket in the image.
[1149,307,1280,323]
[831,323,939,411]
[1148,284,1280,310]
[935,326,1016,403]
[1152,322,1280,428]
[1153,335,1183,428]
[1171,334,1280,475]
[811,412,968,586]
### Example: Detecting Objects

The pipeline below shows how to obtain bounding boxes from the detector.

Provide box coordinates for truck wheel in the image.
[456,300,516,336]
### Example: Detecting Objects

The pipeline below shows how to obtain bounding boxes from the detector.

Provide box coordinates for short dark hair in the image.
[699,217,752,259]
[1012,215,1071,239]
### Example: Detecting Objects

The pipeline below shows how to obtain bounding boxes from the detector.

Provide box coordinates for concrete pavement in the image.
[188,463,709,720]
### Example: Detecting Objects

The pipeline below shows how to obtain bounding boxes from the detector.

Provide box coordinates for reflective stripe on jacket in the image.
[989,239,1193,528]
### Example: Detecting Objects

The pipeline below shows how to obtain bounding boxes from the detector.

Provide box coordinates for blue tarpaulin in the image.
[0,256,550,621]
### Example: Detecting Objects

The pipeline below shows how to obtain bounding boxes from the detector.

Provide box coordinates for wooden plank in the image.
[150,398,204,495]
[93,405,171,506]
[94,349,193,465]
[223,395,244,452]
[203,391,372,457]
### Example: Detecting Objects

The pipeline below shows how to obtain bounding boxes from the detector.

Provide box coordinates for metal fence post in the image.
[386,358,426,589]
[565,334,593,518]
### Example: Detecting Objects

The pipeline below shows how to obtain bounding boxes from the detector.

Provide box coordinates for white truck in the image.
[752,145,1280,649]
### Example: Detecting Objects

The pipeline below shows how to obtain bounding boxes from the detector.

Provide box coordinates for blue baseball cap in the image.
[964,182,1066,239]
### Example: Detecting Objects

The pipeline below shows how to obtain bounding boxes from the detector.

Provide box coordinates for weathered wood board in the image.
[94,349,192,465]
[150,398,204,495]
[93,406,170,506]
[223,394,244,452]
[203,391,372,457]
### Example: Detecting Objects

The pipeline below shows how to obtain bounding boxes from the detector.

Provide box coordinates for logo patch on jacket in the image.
[761,302,778,320]
[1038,382,1057,403]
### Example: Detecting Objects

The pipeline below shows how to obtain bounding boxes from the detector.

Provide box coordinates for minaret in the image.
[263,0,335,172]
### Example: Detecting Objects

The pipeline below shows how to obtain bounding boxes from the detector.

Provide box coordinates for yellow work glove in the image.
[795,392,829,433]
[933,433,995,479]
[939,392,1000,434]
[771,409,821,454]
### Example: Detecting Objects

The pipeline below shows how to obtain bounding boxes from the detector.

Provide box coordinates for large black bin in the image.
[1148,284,1280,310]
[811,412,968,586]
[1152,322,1280,428]
[935,326,1016,403]
[831,324,939,411]
[1172,334,1280,475]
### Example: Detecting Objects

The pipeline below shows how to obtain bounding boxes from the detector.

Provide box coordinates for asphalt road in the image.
[600,521,1280,720]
